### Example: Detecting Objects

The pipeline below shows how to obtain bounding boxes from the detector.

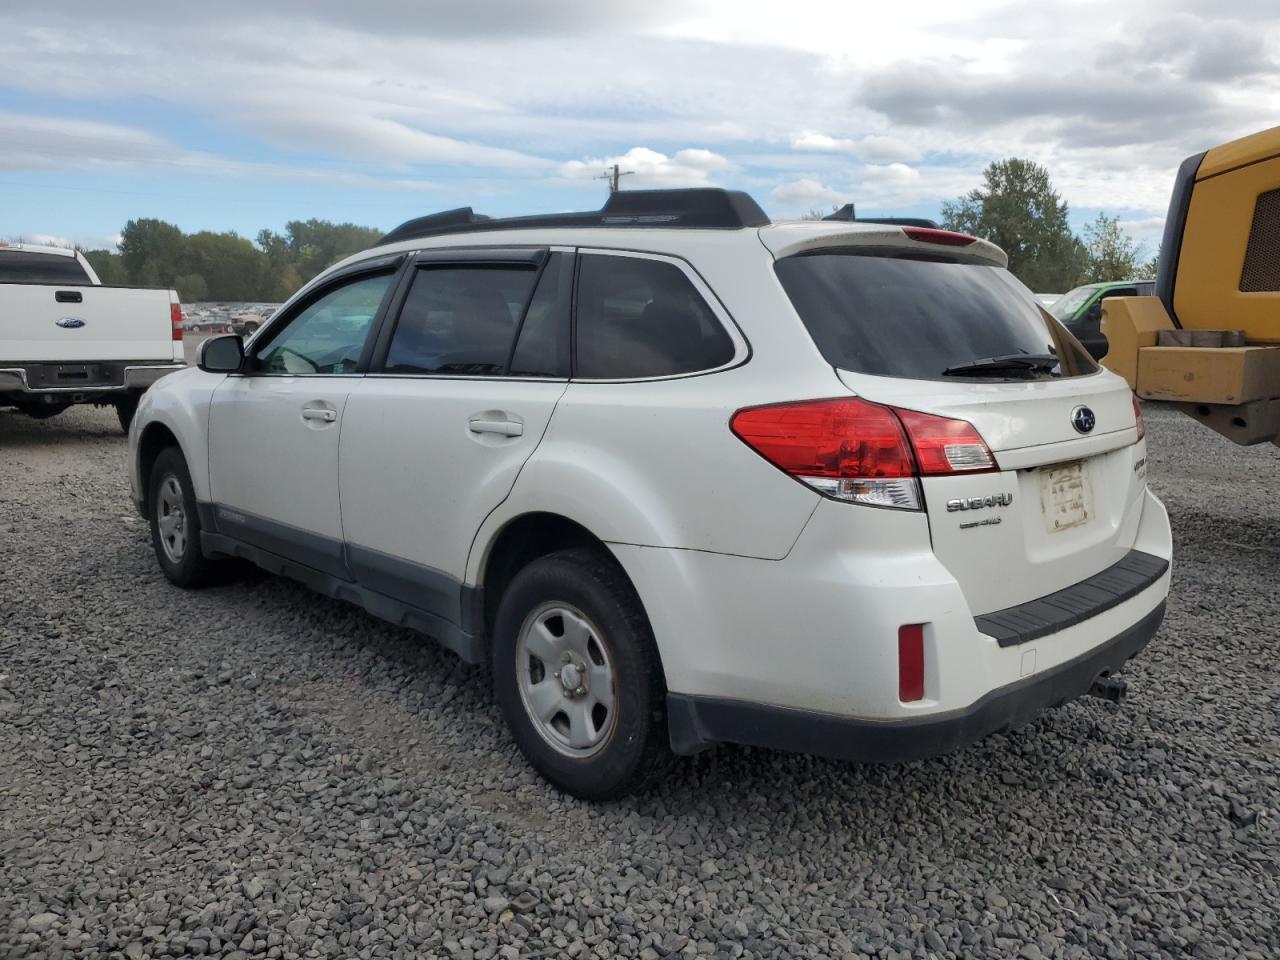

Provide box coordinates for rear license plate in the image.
[1041,459,1091,532]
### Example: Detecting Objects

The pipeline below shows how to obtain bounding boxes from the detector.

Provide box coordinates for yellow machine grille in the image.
[1240,188,1280,292]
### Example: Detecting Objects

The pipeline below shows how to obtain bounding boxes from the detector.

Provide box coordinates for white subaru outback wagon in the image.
[129,189,1172,799]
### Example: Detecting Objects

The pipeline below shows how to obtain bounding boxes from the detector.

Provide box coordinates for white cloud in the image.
[561,147,734,188]
[1118,216,1165,234]
[791,132,923,163]
[861,163,921,185]
[770,178,845,210]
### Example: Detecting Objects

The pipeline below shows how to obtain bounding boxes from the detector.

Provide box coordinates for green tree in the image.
[174,272,209,302]
[1079,214,1142,283]
[941,158,1085,291]
[1133,245,1161,281]
[80,248,128,285]
[118,218,187,287]
[184,231,268,300]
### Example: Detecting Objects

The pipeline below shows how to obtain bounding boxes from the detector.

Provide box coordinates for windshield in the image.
[774,251,1097,381]
[1049,285,1098,321]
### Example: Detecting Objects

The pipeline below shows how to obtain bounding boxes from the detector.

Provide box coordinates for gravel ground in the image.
[1,402,1277,960]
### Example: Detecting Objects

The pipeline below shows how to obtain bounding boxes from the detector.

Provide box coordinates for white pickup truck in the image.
[0,242,186,431]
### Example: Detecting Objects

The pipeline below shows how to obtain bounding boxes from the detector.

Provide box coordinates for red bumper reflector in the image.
[898,624,925,702]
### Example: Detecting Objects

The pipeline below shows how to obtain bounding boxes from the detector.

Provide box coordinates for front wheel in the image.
[149,447,221,588]
[492,548,667,800]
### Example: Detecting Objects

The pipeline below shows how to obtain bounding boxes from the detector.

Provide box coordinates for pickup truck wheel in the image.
[149,447,220,588]
[25,404,69,420]
[492,548,668,800]
[115,395,140,434]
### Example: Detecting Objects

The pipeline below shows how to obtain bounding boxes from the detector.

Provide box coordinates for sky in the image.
[1,0,1276,259]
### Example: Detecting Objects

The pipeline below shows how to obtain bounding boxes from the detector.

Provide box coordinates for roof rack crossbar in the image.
[377,189,771,245]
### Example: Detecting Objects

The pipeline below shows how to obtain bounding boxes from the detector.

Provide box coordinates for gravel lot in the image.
[1,400,1277,960]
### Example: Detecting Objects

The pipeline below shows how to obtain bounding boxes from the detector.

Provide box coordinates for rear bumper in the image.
[668,600,1165,762]
[0,362,185,396]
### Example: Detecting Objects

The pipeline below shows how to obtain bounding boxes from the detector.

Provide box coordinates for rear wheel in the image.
[23,403,69,420]
[149,447,221,587]
[492,548,667,799]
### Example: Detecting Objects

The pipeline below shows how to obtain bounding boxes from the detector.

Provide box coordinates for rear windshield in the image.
[0,251,91,284]
[775,252,1097,381]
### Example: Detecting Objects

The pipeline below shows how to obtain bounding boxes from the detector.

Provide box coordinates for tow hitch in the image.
[1088,674,1127,703]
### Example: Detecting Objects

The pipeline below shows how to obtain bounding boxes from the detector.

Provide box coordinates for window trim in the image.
[570,247,750,384]
[366,246,573,382]
[235,254,407,378]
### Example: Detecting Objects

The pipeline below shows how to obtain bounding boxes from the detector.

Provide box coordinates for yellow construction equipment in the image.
[1100,126,1280,445]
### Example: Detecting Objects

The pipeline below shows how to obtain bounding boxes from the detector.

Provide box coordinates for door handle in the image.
[301,407,337,423]
[468,417,523,437]
[55,290,83,303]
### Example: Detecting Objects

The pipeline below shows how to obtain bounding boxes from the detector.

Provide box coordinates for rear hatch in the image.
[770,228,1146,616]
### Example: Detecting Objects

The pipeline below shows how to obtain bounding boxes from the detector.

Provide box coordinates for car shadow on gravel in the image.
[0,408,123,448]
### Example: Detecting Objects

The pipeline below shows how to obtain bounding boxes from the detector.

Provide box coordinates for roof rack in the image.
[822,204,938,229]
[378,188,771,245]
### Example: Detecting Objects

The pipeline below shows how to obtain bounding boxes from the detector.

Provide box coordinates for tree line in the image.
[81,218,384,302]
[808,157,1157,292]
[941,158,1156,291]
[78,158,1149,302]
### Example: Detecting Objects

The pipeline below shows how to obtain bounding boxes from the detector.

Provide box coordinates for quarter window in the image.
[575,254,735,379]
[253,271,394,375]
[385,266,538,376]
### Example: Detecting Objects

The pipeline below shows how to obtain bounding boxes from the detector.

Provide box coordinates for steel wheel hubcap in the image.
[516,603,617,758]
[156,474,187,564]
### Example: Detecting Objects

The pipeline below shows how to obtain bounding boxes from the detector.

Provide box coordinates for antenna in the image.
[595,162,635,194]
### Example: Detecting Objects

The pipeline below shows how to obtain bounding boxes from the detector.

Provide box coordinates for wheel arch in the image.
[137,420,187,514]
[474,512,617,635]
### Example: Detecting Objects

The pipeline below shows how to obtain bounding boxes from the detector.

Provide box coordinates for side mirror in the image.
[1086,334,1110,362]
[198,334,245,373]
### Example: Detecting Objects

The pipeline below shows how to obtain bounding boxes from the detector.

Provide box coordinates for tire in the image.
[492,548,668,800]
[148,446,221,588]
[115,394,140,434]
[24,404,69,420]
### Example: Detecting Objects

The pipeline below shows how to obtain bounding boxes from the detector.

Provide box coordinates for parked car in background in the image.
[1,242,185,431]
[128,189,1171,798]
[1051,280,1155,359]
[1035,293,1061,309]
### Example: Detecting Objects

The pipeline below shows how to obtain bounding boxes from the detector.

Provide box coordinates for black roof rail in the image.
[820,204,939,229]
[377,188,771,245]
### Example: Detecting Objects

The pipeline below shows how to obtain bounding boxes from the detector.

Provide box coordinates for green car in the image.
[1050,279,1155,359]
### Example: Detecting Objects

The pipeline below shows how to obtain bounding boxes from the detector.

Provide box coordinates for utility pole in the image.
[596,163,634,194]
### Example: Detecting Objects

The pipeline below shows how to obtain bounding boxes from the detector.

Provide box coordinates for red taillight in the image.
[171,301,184,342]
[1132,394,1146,441]
[730,397,996,509]
[902,226,978,247]
[898,624,925,702]
[894,407,996,475]
[730,398,915,479]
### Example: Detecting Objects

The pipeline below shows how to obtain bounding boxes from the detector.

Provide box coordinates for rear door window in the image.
[385,265,538,376]
[575,254,736,379]
[775,252,1096,381]
[0,251,91,284]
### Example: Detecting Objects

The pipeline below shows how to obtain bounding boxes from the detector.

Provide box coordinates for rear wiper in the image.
[942,353,1060,377]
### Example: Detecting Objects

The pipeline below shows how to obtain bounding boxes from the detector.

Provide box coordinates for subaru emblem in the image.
[56,317,86,329]
[1071,405,1096,434]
